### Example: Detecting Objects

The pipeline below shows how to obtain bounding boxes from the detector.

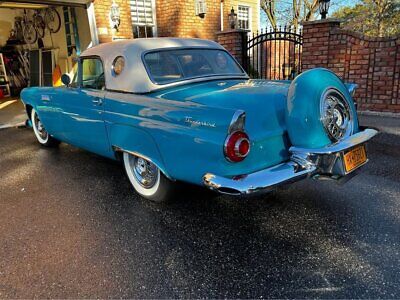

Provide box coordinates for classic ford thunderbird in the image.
[21,38,377,202]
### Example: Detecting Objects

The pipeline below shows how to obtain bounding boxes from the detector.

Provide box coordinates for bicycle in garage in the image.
[15,7,61,45]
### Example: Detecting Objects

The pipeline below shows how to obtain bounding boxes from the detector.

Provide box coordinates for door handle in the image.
[92,97,103,106]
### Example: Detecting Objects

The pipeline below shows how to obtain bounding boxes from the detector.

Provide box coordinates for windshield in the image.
[143,49,245,84]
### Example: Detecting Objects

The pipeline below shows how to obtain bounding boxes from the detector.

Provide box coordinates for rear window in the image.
[143,49,244,84]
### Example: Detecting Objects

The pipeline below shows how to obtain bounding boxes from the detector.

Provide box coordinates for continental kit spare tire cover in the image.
[285,68,359,149]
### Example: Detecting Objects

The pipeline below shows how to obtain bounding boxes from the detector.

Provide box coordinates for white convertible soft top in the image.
[80,38,248,93]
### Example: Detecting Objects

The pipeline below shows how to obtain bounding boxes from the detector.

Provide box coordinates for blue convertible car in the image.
[21,38,377,202]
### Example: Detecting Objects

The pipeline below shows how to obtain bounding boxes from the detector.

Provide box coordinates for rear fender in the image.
[108,124,172,179]
[104,92,237,184]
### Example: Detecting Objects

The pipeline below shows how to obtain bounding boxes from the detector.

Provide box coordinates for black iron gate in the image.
[243,26,303,80]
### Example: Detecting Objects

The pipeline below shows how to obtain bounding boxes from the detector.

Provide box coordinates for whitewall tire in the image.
[31,108,59,147]
[122,152,175,202]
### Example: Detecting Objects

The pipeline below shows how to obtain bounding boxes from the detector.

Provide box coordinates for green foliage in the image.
[333,0,400,37]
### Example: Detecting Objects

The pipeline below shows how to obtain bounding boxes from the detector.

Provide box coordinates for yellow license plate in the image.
[343,145,367,173]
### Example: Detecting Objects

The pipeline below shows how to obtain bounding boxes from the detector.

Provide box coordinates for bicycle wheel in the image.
[14,19,24,42]
[23,21,38,44]
[44,7,61,33]
[33,14,45,38]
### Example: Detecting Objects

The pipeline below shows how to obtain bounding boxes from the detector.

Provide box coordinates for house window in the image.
[237,5,250,30]
[195,0,207,17]
[130,0,157,38]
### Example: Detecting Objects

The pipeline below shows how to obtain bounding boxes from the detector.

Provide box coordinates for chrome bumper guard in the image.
[203,128,378,195]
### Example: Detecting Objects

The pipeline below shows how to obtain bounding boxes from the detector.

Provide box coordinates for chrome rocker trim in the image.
[203,128,378,195]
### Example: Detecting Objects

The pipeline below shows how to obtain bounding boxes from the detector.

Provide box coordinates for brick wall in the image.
[156,0,259,41]
[302,19,400,113]
[216,29,248,66]
[156,0,224,41]
[93,0,133,43]
[92,0,259,43]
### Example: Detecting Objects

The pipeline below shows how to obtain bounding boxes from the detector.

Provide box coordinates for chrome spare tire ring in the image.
[320,88,353,142]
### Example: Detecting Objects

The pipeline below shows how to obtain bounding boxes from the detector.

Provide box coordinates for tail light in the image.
[224,131,250,162]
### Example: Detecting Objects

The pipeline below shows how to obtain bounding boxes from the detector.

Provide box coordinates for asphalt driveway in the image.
[0,98,26,129]
[0,115,399,298]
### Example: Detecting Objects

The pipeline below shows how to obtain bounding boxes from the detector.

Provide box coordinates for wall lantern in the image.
[109,0,121,31]
[228,7,237,29]
[318,0,330,19]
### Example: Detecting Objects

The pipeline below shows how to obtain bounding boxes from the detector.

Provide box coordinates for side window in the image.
[81,58,105,90]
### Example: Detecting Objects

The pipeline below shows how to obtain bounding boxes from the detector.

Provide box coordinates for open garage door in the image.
[0,0,97,99]
[0,0,90,8]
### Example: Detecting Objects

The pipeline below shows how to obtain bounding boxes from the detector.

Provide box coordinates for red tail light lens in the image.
[224,131,250,162]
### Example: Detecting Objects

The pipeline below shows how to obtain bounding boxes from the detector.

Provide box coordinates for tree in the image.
[260,0,319,29]
[261,0,277,28]
[333,0,400,37]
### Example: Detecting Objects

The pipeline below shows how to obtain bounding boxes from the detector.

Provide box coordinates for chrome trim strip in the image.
[228,110,246,134]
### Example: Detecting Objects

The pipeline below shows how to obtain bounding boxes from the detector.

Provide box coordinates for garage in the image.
[0,0,96,100]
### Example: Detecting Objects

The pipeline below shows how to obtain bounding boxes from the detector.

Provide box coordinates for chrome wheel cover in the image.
[129,156,159,189]
[33,111,49,141]
[320,89,353,142]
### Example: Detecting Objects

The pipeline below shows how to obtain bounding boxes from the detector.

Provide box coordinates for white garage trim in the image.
[86,2,99,46]
[1,0,91,8]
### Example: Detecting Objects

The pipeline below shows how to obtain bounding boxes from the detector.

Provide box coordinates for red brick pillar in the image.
[301,19,341,70]
[217,29,249,67]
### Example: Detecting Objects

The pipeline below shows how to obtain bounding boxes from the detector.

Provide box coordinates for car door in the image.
[60,57,113,158]
[30,87,65,140]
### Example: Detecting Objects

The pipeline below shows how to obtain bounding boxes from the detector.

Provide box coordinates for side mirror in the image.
[61,74,71,86]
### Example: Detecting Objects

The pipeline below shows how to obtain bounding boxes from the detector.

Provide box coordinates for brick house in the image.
[92,0,260,43]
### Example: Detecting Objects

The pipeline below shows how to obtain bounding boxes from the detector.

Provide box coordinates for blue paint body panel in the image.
[20,68,359,186]
[285,68,359,148]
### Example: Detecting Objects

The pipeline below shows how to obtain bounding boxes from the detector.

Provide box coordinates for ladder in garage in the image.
[63,6,81,56]
[0,53,11,98]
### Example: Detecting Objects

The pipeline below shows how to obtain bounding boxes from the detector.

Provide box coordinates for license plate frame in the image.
[342,144,368,174]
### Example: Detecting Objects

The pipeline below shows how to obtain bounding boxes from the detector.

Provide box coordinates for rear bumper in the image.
[203,128,378,195]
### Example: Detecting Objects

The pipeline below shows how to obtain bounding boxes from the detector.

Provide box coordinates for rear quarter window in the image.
[143,49,244,84]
